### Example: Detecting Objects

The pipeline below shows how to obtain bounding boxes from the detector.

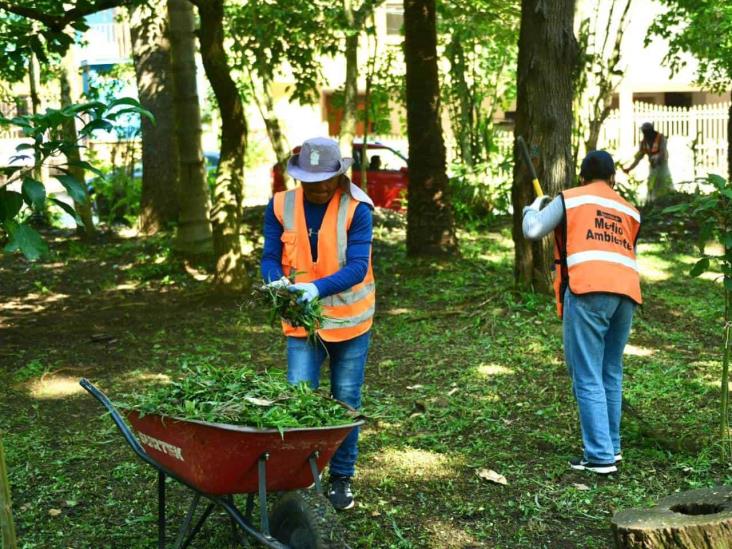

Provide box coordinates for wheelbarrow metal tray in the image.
[127,411,363,495]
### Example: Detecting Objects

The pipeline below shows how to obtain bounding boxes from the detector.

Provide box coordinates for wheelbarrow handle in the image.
[79,378,155,467]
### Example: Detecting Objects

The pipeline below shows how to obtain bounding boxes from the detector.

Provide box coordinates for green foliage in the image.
[437,0,519,166]
[449,161,512,228]
[0,97,152,259]
[663,173,732,456]
[650,1,732,91]
[121,362,356,432]
[250,282,327,340]
[225,0,340,104]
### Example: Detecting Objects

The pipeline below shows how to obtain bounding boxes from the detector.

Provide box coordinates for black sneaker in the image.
[328,476,355,511]
[569,457,617,475]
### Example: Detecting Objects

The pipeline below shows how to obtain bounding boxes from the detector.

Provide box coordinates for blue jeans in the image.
[563,289,635,464]
[287,331,370,478]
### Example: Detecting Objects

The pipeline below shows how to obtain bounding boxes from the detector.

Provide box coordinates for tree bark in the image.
[167,0,212,257]
[0,435,17,549]
[192,0,249,290]
[59,58,96,238]
[612,486,732,548]
[249,73,290,188]
[130,0,180,234]
[404,0,457,256]
[340,0,358,157]
[727,92,732,181]
[512,0,577,292]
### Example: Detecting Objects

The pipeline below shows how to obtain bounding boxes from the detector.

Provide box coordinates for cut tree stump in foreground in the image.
[612,486,732,548]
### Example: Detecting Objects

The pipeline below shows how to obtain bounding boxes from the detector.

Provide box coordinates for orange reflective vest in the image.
[273,186,375,342]
[553,182,642,318]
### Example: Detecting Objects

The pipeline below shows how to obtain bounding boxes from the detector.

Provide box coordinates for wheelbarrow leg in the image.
[179,502,215,549]
[308,451,322,495]
[158,471,166,549]
[258,453,270,538]
[174,493,200,548]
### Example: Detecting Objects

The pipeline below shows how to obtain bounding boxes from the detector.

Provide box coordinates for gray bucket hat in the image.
[286,137,354,183]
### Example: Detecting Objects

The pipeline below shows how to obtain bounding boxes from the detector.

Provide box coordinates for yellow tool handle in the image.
[532,178,544,197]
[517,136,545,197]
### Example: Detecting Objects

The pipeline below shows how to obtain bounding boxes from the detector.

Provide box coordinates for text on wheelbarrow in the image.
[138,431,185,461]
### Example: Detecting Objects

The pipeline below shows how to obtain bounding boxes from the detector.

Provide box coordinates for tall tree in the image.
[167,0,213,257]
[403,0,457,256]
[189,0,248,289]
[650,1,732,181]
[512,0,578,292]
[130,0,180,234]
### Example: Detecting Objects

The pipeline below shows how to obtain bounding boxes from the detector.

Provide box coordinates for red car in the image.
[271,141,409,210]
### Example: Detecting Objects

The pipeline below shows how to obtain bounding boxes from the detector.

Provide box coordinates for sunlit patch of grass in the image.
[624,344,656,357]
[368,447,458,481]
[424,518,481,548]
[28,375,85,398]
[475,362,515,378]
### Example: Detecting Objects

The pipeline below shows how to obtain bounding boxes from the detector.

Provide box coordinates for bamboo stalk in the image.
[0,433,18,549]
[722,294,732,459]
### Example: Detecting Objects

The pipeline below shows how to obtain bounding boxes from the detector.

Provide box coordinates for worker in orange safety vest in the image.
[522,150,642,475]
[260,137,375,510]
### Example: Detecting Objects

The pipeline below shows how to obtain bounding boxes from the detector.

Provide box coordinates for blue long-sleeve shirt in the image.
[260,196,373,298]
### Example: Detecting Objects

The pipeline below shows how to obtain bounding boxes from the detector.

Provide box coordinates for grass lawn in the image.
[1,212,729,548]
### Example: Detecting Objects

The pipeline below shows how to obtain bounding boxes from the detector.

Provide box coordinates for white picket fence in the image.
[599,101,729,181]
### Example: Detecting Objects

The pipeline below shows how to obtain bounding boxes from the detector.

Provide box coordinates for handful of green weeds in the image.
[250,281,326,339]
[120,363,356,432]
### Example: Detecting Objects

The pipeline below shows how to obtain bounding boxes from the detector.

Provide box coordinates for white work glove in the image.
[288,282,319,304]
[522,195,551,217]
[265,276,291,290]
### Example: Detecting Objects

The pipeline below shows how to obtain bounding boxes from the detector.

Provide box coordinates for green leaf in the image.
[49,198,81,224]
[0,190,23,222]
[4,223,48,261]
[662,203,689,213]
[55,174,88,205]
[80,118,113,135]
[108,97,144,108]
[67,159,104,178]
[21,177,46,209]
[107,107,156,124]
[707,173,727,189]
[724,277,732,292]
[62,101,106,116]
[689,257,710,277]
[15,143,34,152]
[724,232,732,249]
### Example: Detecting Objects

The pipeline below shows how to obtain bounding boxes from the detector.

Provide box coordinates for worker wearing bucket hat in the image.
[522,150,642,475]
[261,137,375,511]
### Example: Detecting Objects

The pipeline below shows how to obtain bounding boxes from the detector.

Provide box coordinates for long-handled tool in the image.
[516,136,544,197]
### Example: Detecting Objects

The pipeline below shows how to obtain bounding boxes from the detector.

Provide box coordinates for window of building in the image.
[385,1,404,36]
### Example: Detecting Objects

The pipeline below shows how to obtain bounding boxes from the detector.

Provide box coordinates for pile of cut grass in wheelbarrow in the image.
[120,364,357,433]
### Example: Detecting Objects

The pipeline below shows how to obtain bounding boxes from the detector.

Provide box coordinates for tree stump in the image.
[612,486,732,548]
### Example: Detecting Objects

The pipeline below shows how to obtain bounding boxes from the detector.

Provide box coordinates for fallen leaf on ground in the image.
[447,388,459,396]
[48,508,62,517]
[406,384,424,390]
[477,468,508,485]
[244,396,275,407]
[573,483,590,491]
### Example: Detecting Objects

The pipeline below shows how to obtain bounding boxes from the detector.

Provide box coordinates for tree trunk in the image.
[727,92,732,181]
[28,52,40,115]
[447,36,475,167]
[340,0,358,157]
[404,0,457,256]
[612,486,732,548]
[0,435,17,549]
[193,0,249,290]
[130,0,180,235]
[59,56,96,238]
[250,73,290,188]
[512,0,577,292]
[167,0,213,257]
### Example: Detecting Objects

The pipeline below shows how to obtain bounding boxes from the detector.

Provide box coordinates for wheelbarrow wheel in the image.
[269,490,348,549]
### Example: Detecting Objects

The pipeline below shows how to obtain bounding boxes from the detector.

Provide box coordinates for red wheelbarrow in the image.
[79,378,364,548]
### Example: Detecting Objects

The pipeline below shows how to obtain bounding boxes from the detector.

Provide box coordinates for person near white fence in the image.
[622,122,673,202]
